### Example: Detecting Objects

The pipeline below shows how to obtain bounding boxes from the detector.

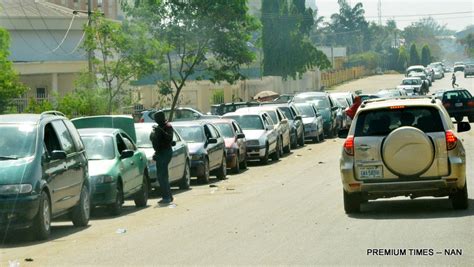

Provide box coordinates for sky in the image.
[307,0,474,32]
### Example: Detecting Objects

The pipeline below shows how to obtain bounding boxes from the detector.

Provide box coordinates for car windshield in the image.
[263,110,278,124]
[295,105,316,117]
[81,136,115,160]
[214,123,234,138]
[225,115,263,130]
[174,126,205,143]
[355,107,444,136]
[277,107,294,120]
[135,127,153,148]
[402,79,421,85]
[0,124,37,159]
[336,98,349,107]
[294,95,330,108]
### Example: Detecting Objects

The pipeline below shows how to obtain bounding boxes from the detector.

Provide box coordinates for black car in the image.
[435,89,474,122]
[0,111,90,240]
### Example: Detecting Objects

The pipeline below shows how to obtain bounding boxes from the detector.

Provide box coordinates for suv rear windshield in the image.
[355,107,444,136]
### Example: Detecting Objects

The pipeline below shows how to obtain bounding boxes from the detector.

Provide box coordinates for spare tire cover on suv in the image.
[382,126,434,176]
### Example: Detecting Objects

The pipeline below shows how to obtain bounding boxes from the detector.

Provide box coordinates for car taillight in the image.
[139,118,144,123]
[445,130,457,150]
[467,100,474,107]
[344,135,354,156]
[443,102,451,108]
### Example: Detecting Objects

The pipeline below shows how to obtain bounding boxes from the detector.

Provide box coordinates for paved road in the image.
[1,73,473,266]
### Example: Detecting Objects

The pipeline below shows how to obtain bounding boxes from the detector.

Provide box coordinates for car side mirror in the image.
[236,133,245,139]
[171,141,177,146]
[332,106,338,111]
[457,121,471,133]
[50,150,67,160]
[294,115,302,121]
[208,138,218,144]
[338,129,349,138]
[120,150,134,159]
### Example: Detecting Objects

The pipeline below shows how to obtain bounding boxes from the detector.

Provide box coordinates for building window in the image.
[97,0,103,8]
[36,88,47,99]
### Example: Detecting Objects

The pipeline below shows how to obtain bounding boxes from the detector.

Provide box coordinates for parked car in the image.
[172,121,226,183]
[0,111,90,240]
[397,77,423,95]
[134,123,191,190]
[358,94,380,102]
[235,106,291,154]
[272,94,294,103]
[434,89,474,122]
[332,97,352,130]
[463,63,474,77]
[293,92,338,138]
[139,107,218,122]
[209,119,248,173]
[294,103,325,142]
[260,102,305,147]
[72,116,149,215]
[209,101,260,116]
[330,92,355,106]
[453,62,465,72]
[428,62,445,79]
[339,98,471,213]
[408,72,431,87]
[223,111,279,164]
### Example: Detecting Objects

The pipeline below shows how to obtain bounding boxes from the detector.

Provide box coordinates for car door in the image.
[277,110,290,147]
[121,133,144,194]
[115,134,135,194]
[207,124,224,169]
[170,130,186,182]
[290,106,303,138]
[262,113,277,152]
[232,121,247,161]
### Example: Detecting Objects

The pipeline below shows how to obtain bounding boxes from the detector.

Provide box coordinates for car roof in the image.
[78,128,121,136]
[295,92,327,97]
[360,97,440,111]
[236,106,277,113]
[0,112,66,124]
[403,77,422,80]
[171,120,207,127]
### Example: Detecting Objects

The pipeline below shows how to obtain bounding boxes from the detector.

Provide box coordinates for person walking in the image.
[150,111,174,204]
[451,73,458,88]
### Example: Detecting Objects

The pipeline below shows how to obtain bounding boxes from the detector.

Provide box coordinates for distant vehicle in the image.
[273,94,294,103]
[408,72,431,87]
[139,107,218,123]
[429,62,445,78]
[208,119,248,174]
[0,112,90,240]
[332,97,352,130]
[358,94,380,102]
[209,102,260,116]
[406,65,428,77]
[339,97,471,213]
[172,121,227,183]
[223,111,279,164]
[463,63,474,78]
[293,92,339,138]
[236,106,291,154]
[376,89,407,98]
[260,102,305,147]
[453,62,465,72]
[134,123,191,190]
[434,89,474,122]
[397,77,423,95]
[330,92,355,106]
[294,103,325,142]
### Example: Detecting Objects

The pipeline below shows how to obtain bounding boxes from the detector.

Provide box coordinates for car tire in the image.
[179,161,191,190]
[312,135,319,143]
[260,145,269,165]
[134,174,149,207]
[32,191,51,240]
[271,140,281,161]
[455,115,463,123]
[283,141,291,154]
[198,158,210,184]
[469,114,474,123]
[319,132,325,142]
[239,154,248,170]
[343,190,361,214]
[72,185,90,227]
[216,154,227,180]
[450,182,468,210]
[298,131,305,147]
[232,154,241,174]
[109,183,123,216]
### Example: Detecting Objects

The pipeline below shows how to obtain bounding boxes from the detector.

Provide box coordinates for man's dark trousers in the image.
[156,148,173,201]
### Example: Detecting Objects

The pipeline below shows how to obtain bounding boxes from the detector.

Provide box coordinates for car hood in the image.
[187,143,206,154]
[242,130,266,141]
[88,159,117,177]
[0,157,35,185]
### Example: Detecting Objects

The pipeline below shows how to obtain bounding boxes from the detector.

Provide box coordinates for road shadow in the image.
[0,224,90,248]
[349,198,474,220]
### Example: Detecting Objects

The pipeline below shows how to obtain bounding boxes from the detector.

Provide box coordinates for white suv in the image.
[339,97,471,213]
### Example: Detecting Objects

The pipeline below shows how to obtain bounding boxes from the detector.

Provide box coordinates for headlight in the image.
[0,184,33,195]
[191,154,204,160]
[92,175,114,184]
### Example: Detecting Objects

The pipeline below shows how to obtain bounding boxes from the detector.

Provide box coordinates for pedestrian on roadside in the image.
[150,111,174,204]
[345,96,362,119]
[451,73,458,88]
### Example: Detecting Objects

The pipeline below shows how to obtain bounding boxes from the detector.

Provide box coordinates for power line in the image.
[32,0,71,53]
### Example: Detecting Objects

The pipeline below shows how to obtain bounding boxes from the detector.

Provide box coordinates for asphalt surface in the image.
[1,73,473,266]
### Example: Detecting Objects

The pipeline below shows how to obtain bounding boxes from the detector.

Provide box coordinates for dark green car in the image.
[0,112,90,240]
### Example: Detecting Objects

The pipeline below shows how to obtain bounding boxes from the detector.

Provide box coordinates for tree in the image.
[261,0,330,78]
[409,43,420,66]
[397,46,408,71]
[0,28,27,114]
[387,47,400,71]
[458,33,474,58]
[421,44,432,66]
[124,0,259,121]
[402,18,452,59]
[83,13,158,114]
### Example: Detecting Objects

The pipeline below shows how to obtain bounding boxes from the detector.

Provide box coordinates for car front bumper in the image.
[226,152,238,168]
[90,182,117,206]
[190,159,206,177]
[246,145,266,159]
[0,194,40,230]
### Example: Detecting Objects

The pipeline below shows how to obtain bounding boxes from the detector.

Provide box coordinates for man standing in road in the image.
[150,111,174,204]
[452,73,458,88]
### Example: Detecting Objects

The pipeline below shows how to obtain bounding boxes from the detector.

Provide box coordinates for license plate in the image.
[359,166,383,179]
[455,102,463,107]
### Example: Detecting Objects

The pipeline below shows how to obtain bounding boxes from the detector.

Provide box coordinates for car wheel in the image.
[312,134,319,143]
[283,140,291,154]
[239,154,248,170]
[271,140,281,161]
[260,145,269,165]
[468,114,474,123]
[450,182,468,210]
[198,158,210,184]
[343,190,361,214]
[216,154,227,180]
[298,131,305,147]
[72,185,90,226]
[455,115,463,122]
[32,191,51,240]
[134,173,149,207]
[109,183,123,216]
[179,161,191,190]
[232,154,241,174]
[319,132,325,142]
[290,134,298,149]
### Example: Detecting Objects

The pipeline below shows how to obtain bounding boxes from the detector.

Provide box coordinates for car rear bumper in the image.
[0,194,40,230]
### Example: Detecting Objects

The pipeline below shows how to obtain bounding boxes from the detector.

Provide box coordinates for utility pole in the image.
[87,0,93,75]
[377,0,382,26]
